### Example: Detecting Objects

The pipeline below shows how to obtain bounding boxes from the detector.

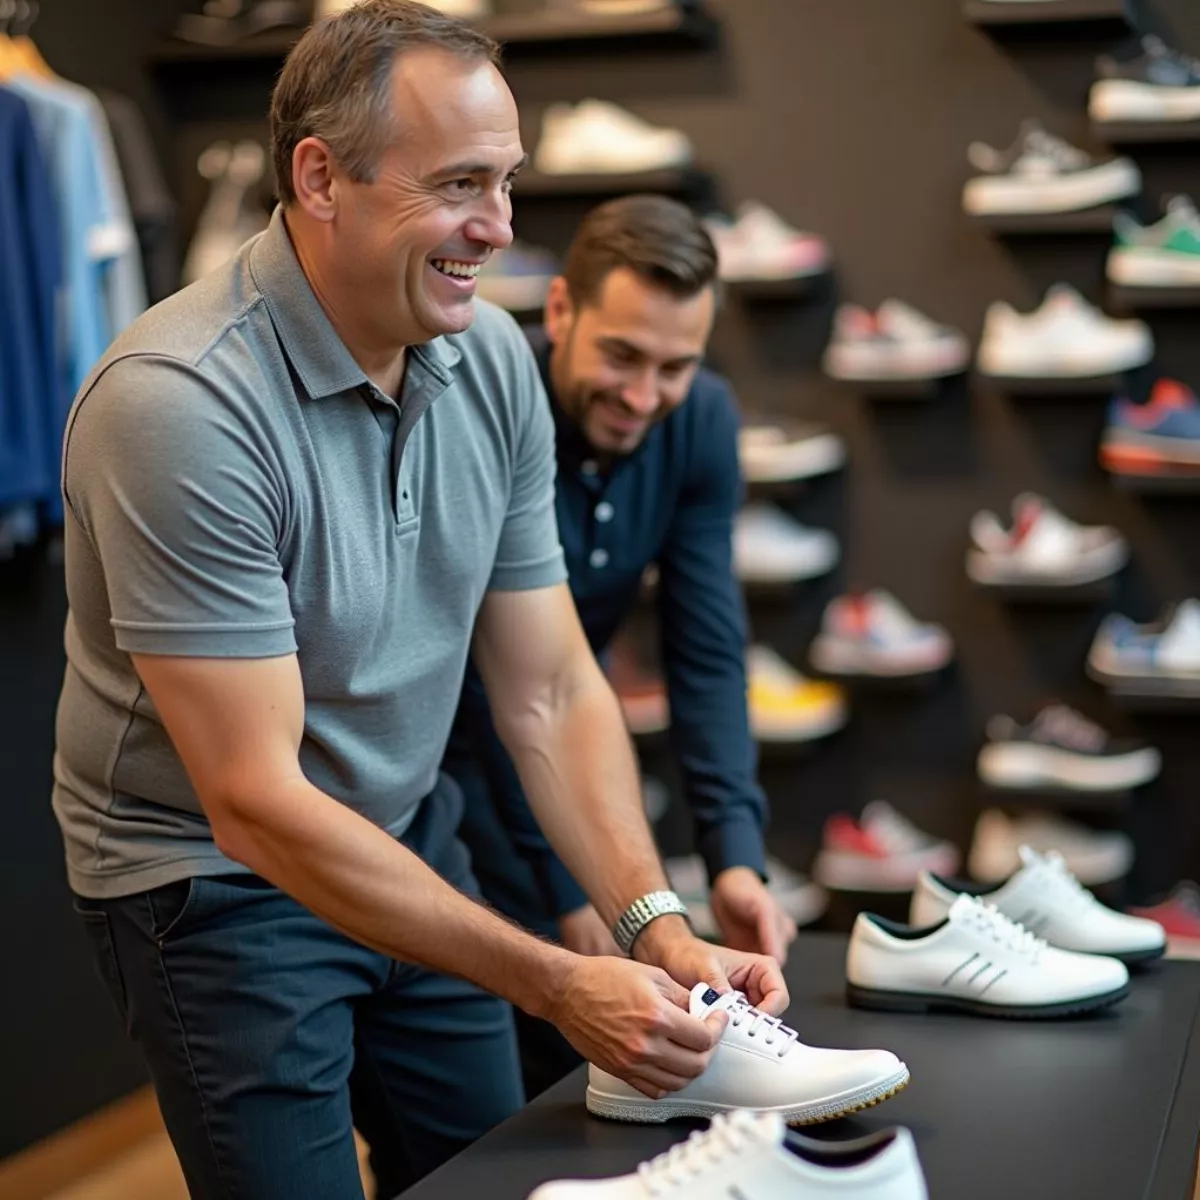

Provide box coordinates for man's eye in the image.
[450,178,476,193]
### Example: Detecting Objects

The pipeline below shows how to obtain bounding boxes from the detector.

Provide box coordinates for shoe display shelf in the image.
[1092,118,1200,145]
[514,166,713,200]
[977,370,1126,397]
[1101,682,1200,713]
[969,576,1119,604]
[150,4,717,66]
[978,780,1132,813]
[963,0,1134,28]
[724,272,832,303]
[1108,471,1200,495]
[967,205,1120,236]
[1109,284,1200,312]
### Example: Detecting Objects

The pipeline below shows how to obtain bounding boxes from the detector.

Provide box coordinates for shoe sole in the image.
[1114,942,1167,967]
[846,981,1129,1019]
[584,1065,910,1126]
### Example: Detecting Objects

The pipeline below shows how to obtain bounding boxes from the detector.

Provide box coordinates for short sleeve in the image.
[64,354,298,658]
[487,340,567,593]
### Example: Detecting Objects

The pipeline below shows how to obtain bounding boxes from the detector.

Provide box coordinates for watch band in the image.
[612,890,690,956]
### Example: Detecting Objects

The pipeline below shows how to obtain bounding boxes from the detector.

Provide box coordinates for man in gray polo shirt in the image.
[52,4,786,1197]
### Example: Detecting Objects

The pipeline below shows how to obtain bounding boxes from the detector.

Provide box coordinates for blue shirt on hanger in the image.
[0,85,60,510]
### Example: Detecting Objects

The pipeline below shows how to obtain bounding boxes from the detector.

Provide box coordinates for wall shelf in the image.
[1108,469,1200,493]
[1108,283,1200,311]
[514,165,711,198]
[979,371,1125,395]
[726,272,831,302]
[1092,118,1200,145]
[968,205,1118,235]
[964,0,1133,26]
[149,4,717,67]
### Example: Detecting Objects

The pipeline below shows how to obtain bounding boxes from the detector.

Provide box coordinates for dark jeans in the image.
[449,753,584,1101]
[73,778,523,1200]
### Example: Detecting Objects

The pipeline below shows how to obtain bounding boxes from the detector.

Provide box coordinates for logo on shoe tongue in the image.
[702,987,721,1007]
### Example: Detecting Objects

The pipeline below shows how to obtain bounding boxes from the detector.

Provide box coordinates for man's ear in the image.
[291,136,339,222]
[543,276,575,346]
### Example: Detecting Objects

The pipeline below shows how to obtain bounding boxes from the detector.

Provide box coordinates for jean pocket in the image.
[74,905,129,1027]
[144,877,198,944]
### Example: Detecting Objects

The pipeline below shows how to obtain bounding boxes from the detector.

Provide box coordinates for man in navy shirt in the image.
[443,194,795,1094]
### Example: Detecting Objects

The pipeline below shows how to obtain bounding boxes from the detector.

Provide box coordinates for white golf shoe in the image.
[528,1110,929,1199]
[847,893,1130,1018]
[910,845,1166,966]
[586,984,909,1125]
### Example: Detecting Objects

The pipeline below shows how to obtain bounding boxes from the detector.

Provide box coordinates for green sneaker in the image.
[1108,195,1200,287]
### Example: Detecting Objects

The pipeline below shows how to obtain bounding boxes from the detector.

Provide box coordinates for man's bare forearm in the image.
[493,661,675,931]
[214,774,572,1018]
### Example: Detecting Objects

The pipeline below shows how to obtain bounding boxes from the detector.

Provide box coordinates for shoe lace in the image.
[1034,704,1106,753]
[725,992,800,1058]
[1145,35,1200,77]
[637,1112,759,1194]
[1040,850,1096,910]
[1025,127,1089,170]
[963,899,1046,960]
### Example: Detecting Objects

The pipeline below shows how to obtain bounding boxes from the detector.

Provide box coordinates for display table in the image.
[402,934,1200,1200]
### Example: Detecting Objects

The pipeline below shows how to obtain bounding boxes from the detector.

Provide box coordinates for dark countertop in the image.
[402,932,1200,1200]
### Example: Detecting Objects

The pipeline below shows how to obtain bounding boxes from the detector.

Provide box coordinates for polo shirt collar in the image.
[249,206,462,400]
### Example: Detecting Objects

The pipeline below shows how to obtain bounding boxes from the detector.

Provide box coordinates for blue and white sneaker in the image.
[1100,379,1200,480]
[1088,599,1200,698]
[1091,35,1200,124]
[809,591,953,679]
[476,241,558,312]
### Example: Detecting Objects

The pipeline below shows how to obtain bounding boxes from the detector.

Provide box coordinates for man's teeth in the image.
[432,259,481,279]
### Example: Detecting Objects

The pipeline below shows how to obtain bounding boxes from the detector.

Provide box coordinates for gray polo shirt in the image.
[53,208,567,899]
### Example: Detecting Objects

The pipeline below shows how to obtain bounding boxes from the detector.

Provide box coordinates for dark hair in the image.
[270,0,500,207]
[563,194,719,307]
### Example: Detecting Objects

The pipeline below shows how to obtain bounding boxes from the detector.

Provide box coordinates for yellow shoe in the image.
[748,645,848,742]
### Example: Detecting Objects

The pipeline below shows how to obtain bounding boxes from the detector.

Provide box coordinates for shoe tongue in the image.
[689,982,741,1018]
[1017,843,1047,870]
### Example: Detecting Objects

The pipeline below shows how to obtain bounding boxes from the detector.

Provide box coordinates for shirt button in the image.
[581,459,599,476]
[590,548,609,569]
[595,501,614,523]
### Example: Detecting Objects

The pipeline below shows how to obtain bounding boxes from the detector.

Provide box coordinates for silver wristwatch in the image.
[612,890,690,956]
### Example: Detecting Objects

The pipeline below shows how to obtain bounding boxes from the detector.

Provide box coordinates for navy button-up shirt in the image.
[444,328,767,918]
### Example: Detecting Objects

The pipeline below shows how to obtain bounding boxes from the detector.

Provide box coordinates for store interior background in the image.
[4,0,1199,1162]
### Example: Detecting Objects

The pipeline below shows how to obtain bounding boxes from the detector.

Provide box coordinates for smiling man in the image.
[51,5,786,1199]
[444,195,797,1099]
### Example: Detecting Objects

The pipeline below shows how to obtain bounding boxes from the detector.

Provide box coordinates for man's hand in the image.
[559,903,623,957]
[547,955,728,1098]
[710,866,798,964]
[633,915,789,1016]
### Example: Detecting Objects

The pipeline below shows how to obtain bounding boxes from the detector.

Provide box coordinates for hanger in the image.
[12,2,54,80]
[0,0,21,78]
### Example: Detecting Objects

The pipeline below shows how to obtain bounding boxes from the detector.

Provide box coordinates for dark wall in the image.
[4,0,1198,1157]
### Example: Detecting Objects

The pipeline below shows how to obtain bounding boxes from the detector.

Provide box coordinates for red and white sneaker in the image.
[967,493,1128,590]
[814,801,961,893]
[1129,882,1200,960]
[809,590,954,679]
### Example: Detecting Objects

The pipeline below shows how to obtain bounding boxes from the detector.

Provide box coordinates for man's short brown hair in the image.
[562,194,719,307]
[270,0,500,207]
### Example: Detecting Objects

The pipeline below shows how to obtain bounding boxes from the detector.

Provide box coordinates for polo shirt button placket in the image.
[590,548,609,569]
[595,501,614,524]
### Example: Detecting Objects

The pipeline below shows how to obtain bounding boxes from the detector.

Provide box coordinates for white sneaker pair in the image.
[977,284,1152,379]
[847,891,1131,1018]
[847,844,1160,1018]
[534,100,692,175]
[530,1110,928,1199]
